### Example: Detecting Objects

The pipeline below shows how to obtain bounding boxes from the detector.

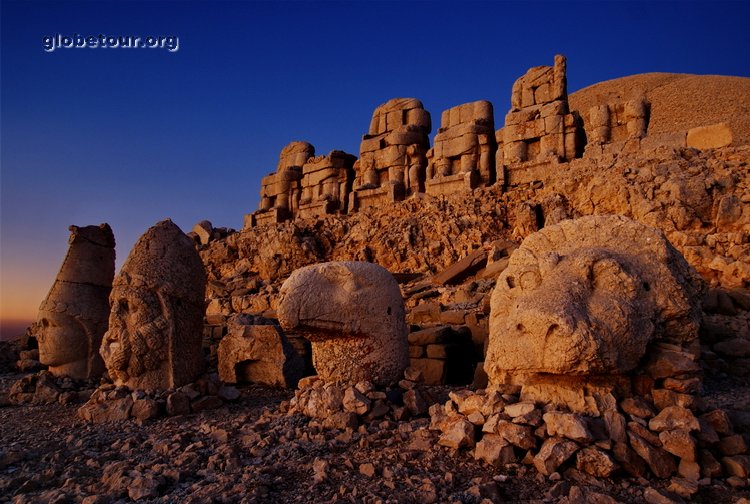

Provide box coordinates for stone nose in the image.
[511,292,578,342]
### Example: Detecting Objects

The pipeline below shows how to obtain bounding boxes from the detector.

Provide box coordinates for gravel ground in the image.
[1,372,748,504]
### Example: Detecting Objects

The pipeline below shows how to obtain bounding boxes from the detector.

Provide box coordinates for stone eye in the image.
[519,270,541,290]
[114,299,129,313]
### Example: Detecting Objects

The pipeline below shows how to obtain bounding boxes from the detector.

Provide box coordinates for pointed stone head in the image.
[36,223,115,380]
[100,220,206,390]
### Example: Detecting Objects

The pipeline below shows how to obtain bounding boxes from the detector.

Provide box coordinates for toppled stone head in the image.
[37,224,115,380]
[100,220,206,390]
[277,261,409,386]
[486,215,704,382]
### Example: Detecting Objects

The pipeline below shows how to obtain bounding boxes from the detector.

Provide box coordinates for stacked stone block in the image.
[426,100,496,195]
[349,98,431,211]
[249,141,315,227]
[298,150,357,219]
[496,55,582,187]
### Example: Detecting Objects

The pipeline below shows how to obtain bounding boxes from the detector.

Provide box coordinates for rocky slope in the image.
[200,145,749,323]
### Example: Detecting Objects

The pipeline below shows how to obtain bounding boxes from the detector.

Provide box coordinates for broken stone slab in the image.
[652,389,701,411]
[431,249,488,286]
[543,412,594,443]
[504,401,535,418]
[644,349,702,380]
[658,429,697,461]
[474,433,515,467]
[166,392,190,416]
[438,415,475,449]
[628,431,677,478]
[722,454,750,478]
[217,316,304,388]
[131,398,160,421]
[409,358,445,385]
[533,437,579,476]
[621,397,656,419]
[192,220,213,245]
[613,441,647,477]
[720,434,749,456]
[494,420,536,449]
[649,406,700,433]
[686,122,733,150]
[78,397,133,423]
[407,326,453,346]
[343,386,371,415]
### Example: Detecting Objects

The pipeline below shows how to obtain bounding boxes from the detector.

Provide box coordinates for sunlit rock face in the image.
[36,224,115,380]
[277,261,409,386]
[486,215,704,383]
[100,220,206,390]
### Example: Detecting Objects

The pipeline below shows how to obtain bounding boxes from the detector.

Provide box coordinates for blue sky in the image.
[1,0,749,324]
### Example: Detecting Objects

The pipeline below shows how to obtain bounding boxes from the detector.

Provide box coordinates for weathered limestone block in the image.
[298,150,357,219]
[427,100,496,194]
[100,220,206,390]
[686,122,733,150]
[278,261,409,386]
[249,141,315,226]
[498,55,582,184]
[192,220,213,245]
[533,437,579,476]
[485,215,704,399]
[584,98,650,151]
[217,315,304,388]
[36,224,115,380]
[350,98,431,210]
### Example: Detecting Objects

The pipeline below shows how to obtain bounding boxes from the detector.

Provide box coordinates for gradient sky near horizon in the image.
[1,0,749,330]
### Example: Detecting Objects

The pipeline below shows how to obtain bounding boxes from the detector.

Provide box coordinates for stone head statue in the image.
[485,215,704,383]
[277,261,409,386]
[36,224,115,380]
[100,220,206,390]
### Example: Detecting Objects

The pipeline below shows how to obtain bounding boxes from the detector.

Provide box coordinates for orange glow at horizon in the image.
[0,259,57,323]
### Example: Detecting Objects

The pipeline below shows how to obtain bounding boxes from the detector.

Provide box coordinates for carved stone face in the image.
[487,247,655,376]
[100,285,168,385]
[485,215,703,385]
[37,311,87,370]
[98,220,206,390]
